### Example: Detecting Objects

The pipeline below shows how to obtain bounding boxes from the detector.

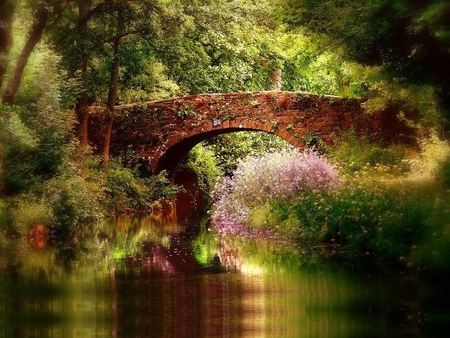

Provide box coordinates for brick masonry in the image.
[88,91,412,173]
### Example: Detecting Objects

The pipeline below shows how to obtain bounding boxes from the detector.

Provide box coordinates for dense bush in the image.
[329,131,409,173]
[272,172,432,259]
[183,144,221,198]
[106,162,178,213]
[1,141,179,232]
[212,149,339,224]
[210,138,450,267]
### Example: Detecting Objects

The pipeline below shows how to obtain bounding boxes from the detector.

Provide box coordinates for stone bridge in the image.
[88,91,401,173]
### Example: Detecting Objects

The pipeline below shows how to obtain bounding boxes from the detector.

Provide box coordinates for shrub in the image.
[184,144,221,197]
[330,130,408,173]
[265,163,439,260]
[413,133,450,178]
[325,179,429,259]
[43,173,105,229]
[212,149,339,224]
[106,162,178,213]
[9,195,54,231]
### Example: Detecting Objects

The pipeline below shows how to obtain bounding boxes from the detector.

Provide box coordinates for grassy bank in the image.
[211,134,450,273]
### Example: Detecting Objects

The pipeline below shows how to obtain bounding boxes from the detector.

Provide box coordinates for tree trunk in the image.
[75,1,91,146]
[0,0,15,195]
[2,0,50,106]
[269,69,282,91]
[102,17,123,165]
[0,143,4,196]
[75,94,89,146]
[0,0,14,91]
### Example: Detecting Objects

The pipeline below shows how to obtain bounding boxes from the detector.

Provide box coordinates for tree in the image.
[102,0,126,164]
[163,0,280,94]
[0,0,15,91]
[48,0,284,158]
[52,0,189,150]
[55,0,125,147]
[2,0,52,106]
[73,0,92,147]
[277,0,450,127]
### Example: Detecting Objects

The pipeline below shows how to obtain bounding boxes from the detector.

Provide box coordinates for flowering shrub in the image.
[267,162,450,263]
[211,142,450,270]
[212,149,339,224]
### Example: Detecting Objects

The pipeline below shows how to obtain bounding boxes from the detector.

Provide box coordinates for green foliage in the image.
[265,168,438,261]
[160,0,282,93]
[44,175,104,230]
[106,161,178,213]
[20,143,105,230]
[0,106,37,150]
[49,0,282,104]
[277,0,450,127]
[214,131,450,267]
[205,131,291,176]
[438,157,450,189]
[0,51,78,193]
[185,144,221,198]
[0,107,38,193]
[177,103,199,120]
[118,57,181,103]
[0,49,180,229]
[304,133,324,149]
[413,133,450,178]
[329,131,408,173]
[9,195,54,232]
[2,141,180,231]
[281,32,358,96]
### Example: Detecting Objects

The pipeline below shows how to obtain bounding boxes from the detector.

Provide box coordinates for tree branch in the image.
[105,30,138,43]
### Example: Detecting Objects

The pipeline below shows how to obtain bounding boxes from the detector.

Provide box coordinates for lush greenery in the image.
[212,149,339,224]
[277,0,450,130]
[0,0,285,233]
[1,0,450,277]
[204,131,291,176]
[209,134,450,272]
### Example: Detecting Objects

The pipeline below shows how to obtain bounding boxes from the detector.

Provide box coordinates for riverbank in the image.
[210,142,450,277]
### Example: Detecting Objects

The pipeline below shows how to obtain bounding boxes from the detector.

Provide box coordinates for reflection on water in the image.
[0,214,448,337]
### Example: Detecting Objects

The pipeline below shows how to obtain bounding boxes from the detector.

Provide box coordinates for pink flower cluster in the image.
[212,149,339,224]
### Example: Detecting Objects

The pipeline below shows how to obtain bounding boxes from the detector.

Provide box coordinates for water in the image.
[0,214,448,337]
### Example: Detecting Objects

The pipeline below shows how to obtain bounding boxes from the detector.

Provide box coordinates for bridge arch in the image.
[88,91,385,174]
[156,125,300,173]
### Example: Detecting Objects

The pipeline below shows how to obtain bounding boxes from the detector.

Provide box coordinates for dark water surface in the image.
[0,214,448,337]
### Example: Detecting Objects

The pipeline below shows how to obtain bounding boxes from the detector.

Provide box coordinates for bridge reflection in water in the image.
[0,214,433,337]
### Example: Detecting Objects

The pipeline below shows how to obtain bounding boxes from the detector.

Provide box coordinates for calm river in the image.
[0,214,448,337]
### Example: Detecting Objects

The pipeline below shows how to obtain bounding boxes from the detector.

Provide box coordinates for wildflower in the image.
[211,149,339,223]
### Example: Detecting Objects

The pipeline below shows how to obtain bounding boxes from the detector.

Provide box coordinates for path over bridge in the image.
[88,91,400,173]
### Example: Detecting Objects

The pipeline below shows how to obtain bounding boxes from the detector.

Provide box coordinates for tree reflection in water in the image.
[0,213,444,337]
